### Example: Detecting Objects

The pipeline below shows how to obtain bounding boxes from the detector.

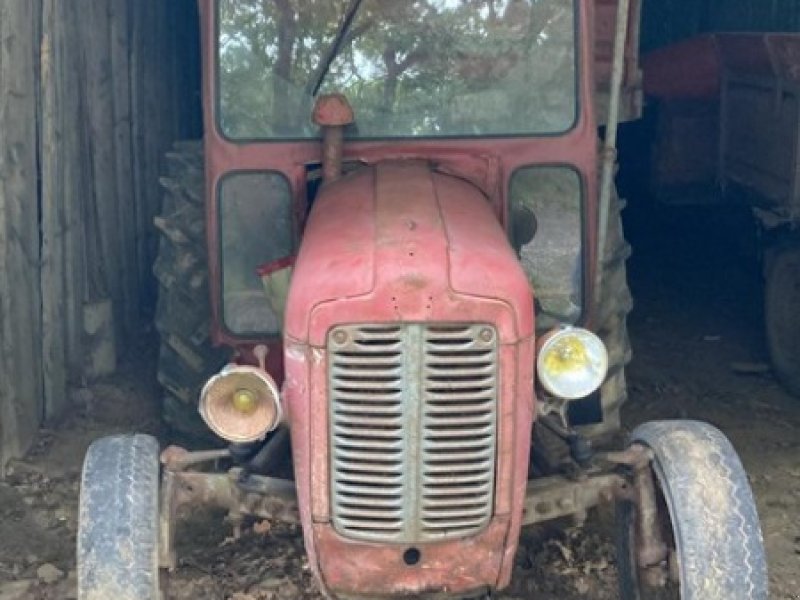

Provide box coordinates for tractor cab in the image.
[209,0,590,347]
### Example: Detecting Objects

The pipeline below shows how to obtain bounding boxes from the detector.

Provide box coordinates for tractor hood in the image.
[284,160,534,347]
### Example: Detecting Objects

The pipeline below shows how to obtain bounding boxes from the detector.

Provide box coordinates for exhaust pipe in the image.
[312,93,354,183]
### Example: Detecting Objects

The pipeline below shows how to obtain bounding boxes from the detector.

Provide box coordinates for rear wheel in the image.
[765,243,800,396]
[616,420,768,600]
[78,435,161,600]
[154,141,228,438]
[582,190,633,439]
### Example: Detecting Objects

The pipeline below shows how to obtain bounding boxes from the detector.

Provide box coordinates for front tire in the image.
[616,420,768,600]
[78,435,161,600]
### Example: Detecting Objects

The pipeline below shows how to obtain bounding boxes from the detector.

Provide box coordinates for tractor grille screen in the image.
[328,323,497,544]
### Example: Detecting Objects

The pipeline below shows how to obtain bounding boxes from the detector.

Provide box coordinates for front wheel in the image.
[78,435,161,600]
[616,420,768,600]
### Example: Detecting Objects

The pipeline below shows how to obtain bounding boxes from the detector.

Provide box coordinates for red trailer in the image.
[646,33,800,397]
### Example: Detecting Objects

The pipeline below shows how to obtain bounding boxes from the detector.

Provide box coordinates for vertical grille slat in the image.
[330,323,498,544]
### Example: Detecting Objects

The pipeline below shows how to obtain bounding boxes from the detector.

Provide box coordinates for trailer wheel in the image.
[765,244,800,396]
[154,141,228,438]
[78,435,162,600]
[616,421,768,600]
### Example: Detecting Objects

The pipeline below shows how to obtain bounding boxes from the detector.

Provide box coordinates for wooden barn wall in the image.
[0,0,201,471]
[643,0,800,52]
[0,1,43,474]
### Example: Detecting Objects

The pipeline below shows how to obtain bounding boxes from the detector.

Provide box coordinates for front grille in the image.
[329,323,498,544]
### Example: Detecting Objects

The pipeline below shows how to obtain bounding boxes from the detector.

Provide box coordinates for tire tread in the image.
[618,420,768,600]
[78,435,160,600]
[154,141,228,438]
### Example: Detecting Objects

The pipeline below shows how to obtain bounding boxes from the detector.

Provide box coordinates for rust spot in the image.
[402,274,427,290]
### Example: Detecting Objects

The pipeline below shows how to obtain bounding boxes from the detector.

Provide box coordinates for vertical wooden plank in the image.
[39,0,69,419]
[175,0,203,141]
[110,0,137,331]
[80,0,121,326]
[143,1,164,280]
[130,0,150,312]
[145,1,166,308]
[61,3,87,375]
[170,1,184,142]
[0,0,44,469]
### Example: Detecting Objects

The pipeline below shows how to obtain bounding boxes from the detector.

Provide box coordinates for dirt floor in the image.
[1,203,799,599]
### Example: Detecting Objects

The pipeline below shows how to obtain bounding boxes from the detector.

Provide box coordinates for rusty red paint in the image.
[285,162,533,345]
[314,517,511,596]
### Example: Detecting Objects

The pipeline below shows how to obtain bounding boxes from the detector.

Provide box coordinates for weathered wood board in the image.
[0,0,200,471]
[0,0,45,475]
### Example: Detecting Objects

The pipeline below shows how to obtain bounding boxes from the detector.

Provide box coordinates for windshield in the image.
[218,0,577,139]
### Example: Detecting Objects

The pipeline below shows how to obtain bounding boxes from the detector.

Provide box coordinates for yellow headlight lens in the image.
[542,336,589,375]
[537,327,608,400]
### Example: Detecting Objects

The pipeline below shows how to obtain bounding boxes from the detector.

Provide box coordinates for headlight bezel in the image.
[536,326,609,400]
[198,364,283,443]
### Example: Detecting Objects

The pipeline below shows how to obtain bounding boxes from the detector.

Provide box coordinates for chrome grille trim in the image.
[329,323,498,543]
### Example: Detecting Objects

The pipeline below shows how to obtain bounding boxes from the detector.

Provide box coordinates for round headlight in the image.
[198,365,282,443]
[536,327,608,400]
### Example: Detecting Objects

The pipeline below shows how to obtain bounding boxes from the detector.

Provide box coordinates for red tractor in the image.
[77,1,768,599]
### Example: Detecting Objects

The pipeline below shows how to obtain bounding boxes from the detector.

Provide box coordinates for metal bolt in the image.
[332,329,348,345]
[480,328,494,342]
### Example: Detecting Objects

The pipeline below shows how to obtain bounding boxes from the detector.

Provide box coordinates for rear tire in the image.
[765,243,800,396]
[616,420,768,600]
[154,141,228,438]
[581,190,633,439]
[78,435,161,600]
